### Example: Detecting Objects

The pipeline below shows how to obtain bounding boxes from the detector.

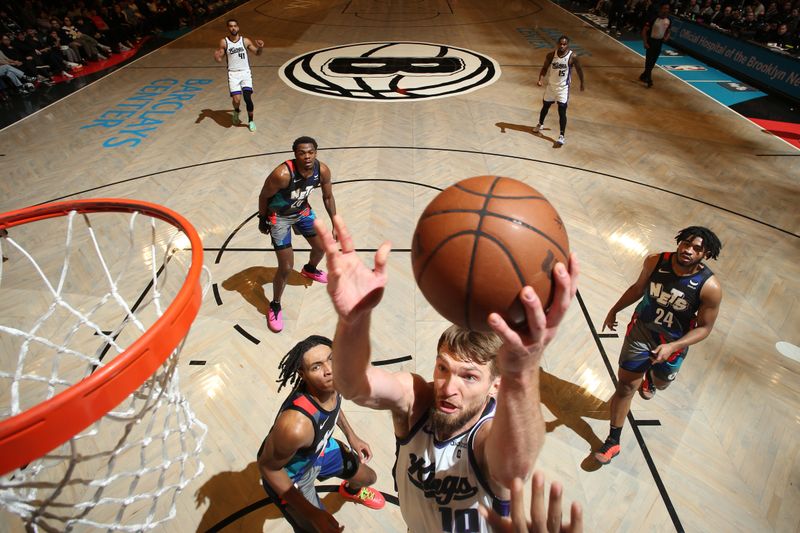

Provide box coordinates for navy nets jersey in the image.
[265,386,341,480]
[630,252,714,344]
[267,159,321,216]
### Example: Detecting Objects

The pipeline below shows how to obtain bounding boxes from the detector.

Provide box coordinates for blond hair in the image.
[437,325,502,377]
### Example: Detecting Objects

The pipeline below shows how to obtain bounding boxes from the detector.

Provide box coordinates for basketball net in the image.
[0,201,210,532]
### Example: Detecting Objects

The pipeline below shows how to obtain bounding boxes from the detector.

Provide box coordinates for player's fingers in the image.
[333,214,354,253]
[314,219,338,255]
[531,471,547,532]
[520,286,547,343]
[567,253,580,299]
[374,241,392,275]
[542,262,572,330]
[478,504,510,532]
[510,477,527,532]
[487,312,522,348]
[547,481,563,533]
[568,501,583,533]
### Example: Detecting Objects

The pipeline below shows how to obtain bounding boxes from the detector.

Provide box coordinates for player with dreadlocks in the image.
[257,335,385,531]
[594,226,723,465]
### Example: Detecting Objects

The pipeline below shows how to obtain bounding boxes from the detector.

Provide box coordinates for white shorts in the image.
[543,84,569,104]
[228,69,253,94]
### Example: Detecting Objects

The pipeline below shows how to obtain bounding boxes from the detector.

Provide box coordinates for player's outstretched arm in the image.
[315,216,414,415]
[602,253,658,331]
[479,472,584,533]
[477,255,579,489]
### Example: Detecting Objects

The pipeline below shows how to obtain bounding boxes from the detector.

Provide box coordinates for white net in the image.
[0,207,209,532]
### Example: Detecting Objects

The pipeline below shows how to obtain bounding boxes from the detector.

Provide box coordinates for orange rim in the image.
[0,199,204,476]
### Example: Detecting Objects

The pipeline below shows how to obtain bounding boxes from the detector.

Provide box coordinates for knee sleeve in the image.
[243,90,254,113]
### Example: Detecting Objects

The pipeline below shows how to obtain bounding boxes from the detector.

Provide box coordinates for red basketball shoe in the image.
[338,481,385,510]
[639,370,656,400]
[594,438,621,465]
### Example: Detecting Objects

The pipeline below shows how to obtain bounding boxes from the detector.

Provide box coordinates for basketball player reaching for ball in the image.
[533,35,585,147]
[213,19,263,132]
[258,335,385,533]
[258,136,337,333]
[595,227,722,465]
[313,214,579,533]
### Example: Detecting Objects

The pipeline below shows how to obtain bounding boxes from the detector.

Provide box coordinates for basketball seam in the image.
[464,177,500,330]
[417,210,569,260]
[454,183,545,200]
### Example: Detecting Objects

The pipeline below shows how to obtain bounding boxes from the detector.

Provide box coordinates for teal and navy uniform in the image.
[258,386,359,531]
[267,159,322,249]
[619,252,714,380]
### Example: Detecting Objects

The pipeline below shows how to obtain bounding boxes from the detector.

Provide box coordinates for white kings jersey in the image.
[548,49,573,89]
[225,36,250,72]
[393,399,509,533]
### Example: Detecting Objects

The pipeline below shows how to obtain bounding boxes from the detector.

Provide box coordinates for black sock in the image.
[270,300,281,311]
[303,263,318,273]
[609,425,622,443]
[343,482,359,495]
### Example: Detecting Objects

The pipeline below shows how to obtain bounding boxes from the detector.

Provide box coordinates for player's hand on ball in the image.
[479,472,584,533]
[488,255,578,375]
[315,215,391,323]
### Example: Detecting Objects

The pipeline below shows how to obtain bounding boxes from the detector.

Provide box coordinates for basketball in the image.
[411,176,569,332]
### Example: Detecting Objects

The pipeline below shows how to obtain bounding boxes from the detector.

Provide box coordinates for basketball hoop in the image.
[0,199,209,531]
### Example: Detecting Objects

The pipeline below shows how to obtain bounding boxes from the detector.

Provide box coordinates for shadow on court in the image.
[495,121,559,147]
[195,109,250,128]
[539,369,609,472]
[222,266,312,316]
[194,461,345,532]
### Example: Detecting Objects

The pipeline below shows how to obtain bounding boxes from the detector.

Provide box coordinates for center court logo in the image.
[279,42,501,101]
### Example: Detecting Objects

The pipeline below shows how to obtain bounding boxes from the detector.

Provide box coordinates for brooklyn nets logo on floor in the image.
[279,42,501,101]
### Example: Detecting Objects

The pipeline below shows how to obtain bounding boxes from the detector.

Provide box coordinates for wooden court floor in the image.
[1,0,798,531]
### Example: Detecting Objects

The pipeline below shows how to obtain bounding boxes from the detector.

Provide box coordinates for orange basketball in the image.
[411,176,569,332]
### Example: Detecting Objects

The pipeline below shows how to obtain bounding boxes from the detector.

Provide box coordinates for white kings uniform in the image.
[394,398,509,533]
[225,35,252,95]
[543,49,573,104]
